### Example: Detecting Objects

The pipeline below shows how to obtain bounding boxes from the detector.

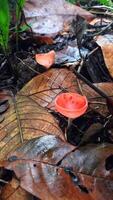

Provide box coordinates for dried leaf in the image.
[95,34,113,78]
[35,50,56,69]
[4,136,83,200]
[1,178,33,200]
[90,18,111,26]
[0,94,63,161]
[35,36,54,44]
[20,68,78,110]
[24,0,94,36]
[5,138,113,200]
[61,143,113,200]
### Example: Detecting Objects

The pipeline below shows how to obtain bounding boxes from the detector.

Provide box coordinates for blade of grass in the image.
[0,0,10,54]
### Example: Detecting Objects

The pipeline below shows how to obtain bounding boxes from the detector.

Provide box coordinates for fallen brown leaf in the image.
[5,137,113,200]
[1,178,33,200]
[61,143,113,200]
[35,36,54,45]
[0,94,63,161]
[95,34,113,78]
[20,68,78,110]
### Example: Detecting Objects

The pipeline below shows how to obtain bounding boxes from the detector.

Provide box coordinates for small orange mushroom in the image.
[35,50,56,69]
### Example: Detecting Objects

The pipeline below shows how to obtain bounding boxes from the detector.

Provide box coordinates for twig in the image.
[16,56,40,75]
[76,59,84,95]
[74,69,110,99]
[88,21,113,37]
[0,179,8,184]
[89,101,106,105]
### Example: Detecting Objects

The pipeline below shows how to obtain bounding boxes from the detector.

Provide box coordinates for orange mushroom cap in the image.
[55,92,88,119]
[35,50,55,69]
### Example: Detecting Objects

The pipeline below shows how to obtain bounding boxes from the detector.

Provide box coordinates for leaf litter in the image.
[1,0,113,199]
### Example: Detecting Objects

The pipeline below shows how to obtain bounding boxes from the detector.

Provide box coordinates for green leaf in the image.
[16,0,26,21]
[17,24,30,32]
[0,0,10,51]
[98,0,113,6]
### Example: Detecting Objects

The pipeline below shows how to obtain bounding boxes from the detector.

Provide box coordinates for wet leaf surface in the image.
[56,45,89,64]
[24,0,94,36]
[1,178,33,200]
[4,138,113,200]
[7,135,75,165]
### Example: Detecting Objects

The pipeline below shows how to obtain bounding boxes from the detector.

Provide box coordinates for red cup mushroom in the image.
[55,92,88,130]
[35,50,55,69]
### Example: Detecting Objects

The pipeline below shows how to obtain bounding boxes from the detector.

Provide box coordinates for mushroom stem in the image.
[67,118,73,130]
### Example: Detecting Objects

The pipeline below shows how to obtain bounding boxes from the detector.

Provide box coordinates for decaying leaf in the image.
[4,136,82,200]
[0,93,63,161]
[90,18,111,26]
[1,178,33,200]
[35,36,54,45]
[61,143,113,200]
[7,135,75,166]
[24,0,94,36]
[95,34,113,78]
[5,137,113,200]
[56,45,89,64]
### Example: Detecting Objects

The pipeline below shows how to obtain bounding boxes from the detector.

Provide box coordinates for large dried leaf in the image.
[24,0,94,36]
[20,68,113,116]
[0,94,63,161]
[5,137,113,200]
[20,68,78,110]
[4,136,87,200]
[95,34,113,78]
[1,178,33,200]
